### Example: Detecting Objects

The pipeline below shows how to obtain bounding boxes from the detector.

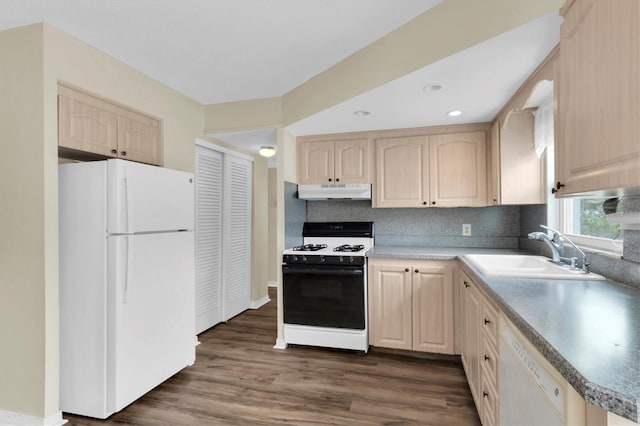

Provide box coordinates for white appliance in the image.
[499,325,565,426]
[282,222,374,352]
[297,183,371,200]
[59,159,196,419]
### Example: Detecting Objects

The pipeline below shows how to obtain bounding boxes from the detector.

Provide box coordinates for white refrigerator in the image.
[59,159,196,419]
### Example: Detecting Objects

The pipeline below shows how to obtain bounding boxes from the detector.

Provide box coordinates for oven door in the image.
[282,264,365,330]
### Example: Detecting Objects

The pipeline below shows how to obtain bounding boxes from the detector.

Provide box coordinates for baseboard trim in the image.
[273,338,287,350]
[268,281,277,288]
[250,295,270,309]
[0,409,67,426]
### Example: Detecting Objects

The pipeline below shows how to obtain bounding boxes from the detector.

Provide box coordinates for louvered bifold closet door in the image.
[195,146,224,334]
[222,155,252,321]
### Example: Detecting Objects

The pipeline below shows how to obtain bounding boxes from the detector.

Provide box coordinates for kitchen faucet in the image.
[528,225,590,274]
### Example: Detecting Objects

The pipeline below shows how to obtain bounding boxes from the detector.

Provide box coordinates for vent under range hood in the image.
[297,183,371,200]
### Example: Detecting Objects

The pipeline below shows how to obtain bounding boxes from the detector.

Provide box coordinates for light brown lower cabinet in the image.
[460,268,500,426]
[368,259,454,354]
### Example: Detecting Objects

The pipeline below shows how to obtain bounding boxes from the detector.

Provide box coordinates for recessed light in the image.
[423,84,442,92]
[353,110,371,117]
[446,110,462,117]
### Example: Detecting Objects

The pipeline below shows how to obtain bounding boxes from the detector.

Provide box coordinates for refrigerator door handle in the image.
[124,175,134,233]
[123,235,133,304]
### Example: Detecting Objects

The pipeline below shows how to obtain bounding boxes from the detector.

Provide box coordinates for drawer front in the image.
[481,335,499,386]
[481,369,499,426]
[481,299,500,347]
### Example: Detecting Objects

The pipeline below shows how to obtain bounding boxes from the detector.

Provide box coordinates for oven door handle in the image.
[282,266,363,276]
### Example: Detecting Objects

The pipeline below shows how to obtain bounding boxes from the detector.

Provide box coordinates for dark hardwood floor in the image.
[65,288,480,425]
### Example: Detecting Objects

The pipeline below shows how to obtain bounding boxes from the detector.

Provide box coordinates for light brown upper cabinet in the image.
[374,131,487,208]
[489,112,545,205]
[555,0,640,196]
[429,132,487,207]
[297,138,370,184]
[58,85,162,166]
[374,135,430,208]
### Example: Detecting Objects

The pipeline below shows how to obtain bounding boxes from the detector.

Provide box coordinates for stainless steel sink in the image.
[463,254,605,280]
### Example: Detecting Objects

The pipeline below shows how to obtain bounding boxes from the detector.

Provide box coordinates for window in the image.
[557,197,623,254]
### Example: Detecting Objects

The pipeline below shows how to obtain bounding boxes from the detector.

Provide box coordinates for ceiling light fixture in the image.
[446,110,462,117]
[258,146,276,158]
[353,110,371,116]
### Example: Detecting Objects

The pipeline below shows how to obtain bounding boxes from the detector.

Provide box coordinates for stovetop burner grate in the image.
[333,244,365,252]
[291,244,328,252]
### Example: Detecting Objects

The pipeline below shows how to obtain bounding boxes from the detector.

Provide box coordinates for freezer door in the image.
[108,232,195,413]
[108,159,194,234]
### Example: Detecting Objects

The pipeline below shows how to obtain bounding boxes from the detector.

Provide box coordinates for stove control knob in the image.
[302,256,307,262]
[349,257,355,264]
[320,256,326,263]
[291,256,298,262]
[339,256,344,263]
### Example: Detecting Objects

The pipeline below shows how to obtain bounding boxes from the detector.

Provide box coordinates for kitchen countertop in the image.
[367,246,640,423]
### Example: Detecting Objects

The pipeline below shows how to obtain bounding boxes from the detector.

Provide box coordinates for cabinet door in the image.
[429,132,487,207]
[58,93,118,157]
[368,262,412,350]
[500,111,544,205]
[556,0,640,195]
[462,277,482,407]
[488,122,501,206]
[412,261,454,354]
[334,138,369,184]
[298,140,334,184]
[374,135,429,208]
[117,111,162,165]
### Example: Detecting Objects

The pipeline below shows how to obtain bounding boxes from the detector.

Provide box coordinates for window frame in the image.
[556,197,623,256]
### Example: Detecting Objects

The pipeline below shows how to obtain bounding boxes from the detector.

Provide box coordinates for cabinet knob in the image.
[335,178,340,182]
[551,181,565,194]
[121,151,127,156]
[483,391,489,398]
[484,318,491,325]
[328,178,332,182]
[111,149,117,154]
[422,201,427,205]
[414,269,419,273]
[431,201,436,205]
[464,281,470,288]
[484,355,490,361]
[405,268,410,272]
[493,198,497,202]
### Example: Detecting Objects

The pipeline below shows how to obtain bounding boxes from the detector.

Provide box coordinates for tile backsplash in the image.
[306,200,520,248]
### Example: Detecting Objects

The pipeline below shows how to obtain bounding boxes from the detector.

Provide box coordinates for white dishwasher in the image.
[499,325,566,426]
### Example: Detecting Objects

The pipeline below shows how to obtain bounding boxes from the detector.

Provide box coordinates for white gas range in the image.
[282,222,374,352]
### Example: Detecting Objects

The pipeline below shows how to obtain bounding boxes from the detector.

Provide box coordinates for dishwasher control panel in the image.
[502,326,565,416]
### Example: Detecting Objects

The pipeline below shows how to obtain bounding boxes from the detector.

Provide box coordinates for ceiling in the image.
[0,1,561,164]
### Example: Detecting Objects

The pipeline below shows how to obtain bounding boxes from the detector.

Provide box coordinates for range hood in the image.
[297,183,371,200]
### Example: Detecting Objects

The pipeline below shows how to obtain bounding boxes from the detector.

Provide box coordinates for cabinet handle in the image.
[483,391,489,398]
[405,268,409,272]
[111,149,117,154]
[484,355,490,361]
[464,281,470,288]
[551,181,565,194]
[484,318,491,325]
[121,151,127,156]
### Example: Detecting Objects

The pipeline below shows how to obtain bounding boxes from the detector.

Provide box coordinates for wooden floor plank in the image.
[64,288,480,425]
